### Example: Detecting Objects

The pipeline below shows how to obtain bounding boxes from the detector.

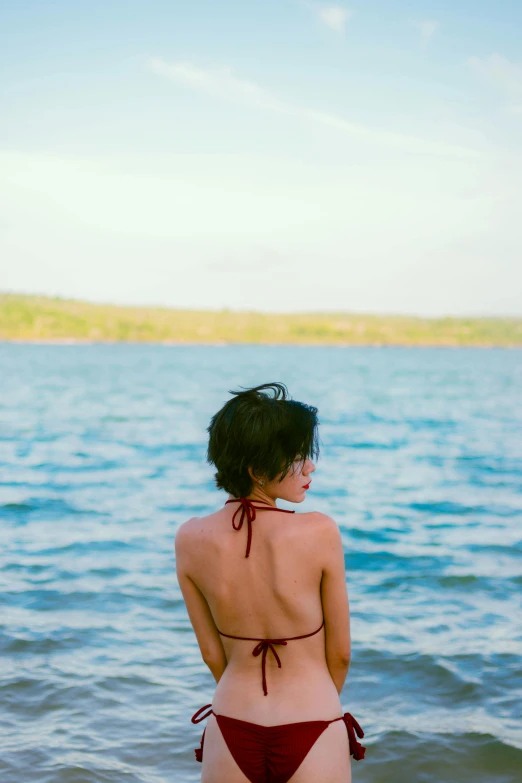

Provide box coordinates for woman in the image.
[175,382,365,783]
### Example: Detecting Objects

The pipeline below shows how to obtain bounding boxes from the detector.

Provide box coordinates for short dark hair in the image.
[206,382,320,498]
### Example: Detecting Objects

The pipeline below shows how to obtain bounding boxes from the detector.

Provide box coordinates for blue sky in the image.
[1,0,521,315]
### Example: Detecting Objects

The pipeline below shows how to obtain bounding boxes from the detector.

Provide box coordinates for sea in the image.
[1,343,521,783]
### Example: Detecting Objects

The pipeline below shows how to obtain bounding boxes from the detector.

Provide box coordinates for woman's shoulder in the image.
[299,509,337,528]
[174,508,223,550]
[175,508,337,545]
[174,515,202,553]
[304,509,334,521]
[293,510,339,544]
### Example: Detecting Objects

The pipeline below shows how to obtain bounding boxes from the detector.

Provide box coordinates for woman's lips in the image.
[303,482,311,489]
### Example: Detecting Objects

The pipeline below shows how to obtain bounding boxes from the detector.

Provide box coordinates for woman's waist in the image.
[212,660,342,724]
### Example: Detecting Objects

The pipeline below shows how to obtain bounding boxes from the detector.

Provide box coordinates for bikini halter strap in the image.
[225,497,295,558]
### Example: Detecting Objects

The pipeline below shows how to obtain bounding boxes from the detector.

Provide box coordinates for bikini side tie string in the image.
[342,712,366,760]
[191,704,213,724]
[191,703,214,762]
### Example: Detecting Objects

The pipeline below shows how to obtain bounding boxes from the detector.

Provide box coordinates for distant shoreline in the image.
[1,293,521,347]
[1,338,519,349]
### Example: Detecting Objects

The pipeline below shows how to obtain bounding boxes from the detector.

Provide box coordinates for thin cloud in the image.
[317,5,352,33]
[412,19,440,42]
[467,54,522,95]
[148,59,286,113]
[148,58,479,157]
[467,54,522,114]
[300,2,352,34]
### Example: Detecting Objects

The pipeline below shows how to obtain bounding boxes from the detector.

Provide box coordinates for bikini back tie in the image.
[217,618,325,695]
[225,497,295,558]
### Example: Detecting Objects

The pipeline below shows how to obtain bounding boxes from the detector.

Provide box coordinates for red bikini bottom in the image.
[191,704,366,783]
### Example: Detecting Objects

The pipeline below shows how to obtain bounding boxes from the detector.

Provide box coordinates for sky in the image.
[1,0,522,316]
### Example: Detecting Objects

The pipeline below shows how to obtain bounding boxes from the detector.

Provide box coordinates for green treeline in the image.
[1,293,521,346]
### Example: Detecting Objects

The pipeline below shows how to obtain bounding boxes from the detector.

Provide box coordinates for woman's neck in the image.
[227,491,277,508]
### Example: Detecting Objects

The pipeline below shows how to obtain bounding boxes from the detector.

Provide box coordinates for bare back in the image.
[181,503,350,724]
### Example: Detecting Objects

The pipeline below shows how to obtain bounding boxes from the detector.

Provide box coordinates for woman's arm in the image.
[204,655,228,684]
[175,522,228,681]
[318,515,351,694]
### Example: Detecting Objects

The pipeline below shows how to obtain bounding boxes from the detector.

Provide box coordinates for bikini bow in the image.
[251,638,288,696]
[230,497,257,558]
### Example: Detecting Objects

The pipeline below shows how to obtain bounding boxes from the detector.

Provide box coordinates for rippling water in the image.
[1,343,521,783]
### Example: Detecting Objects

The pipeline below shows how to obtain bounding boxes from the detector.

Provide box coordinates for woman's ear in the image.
[247,465,266,486]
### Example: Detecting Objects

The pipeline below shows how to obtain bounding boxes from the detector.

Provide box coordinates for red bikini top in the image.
[219,496,324,695]
[217,617,325,696]
[225,496,295,558]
